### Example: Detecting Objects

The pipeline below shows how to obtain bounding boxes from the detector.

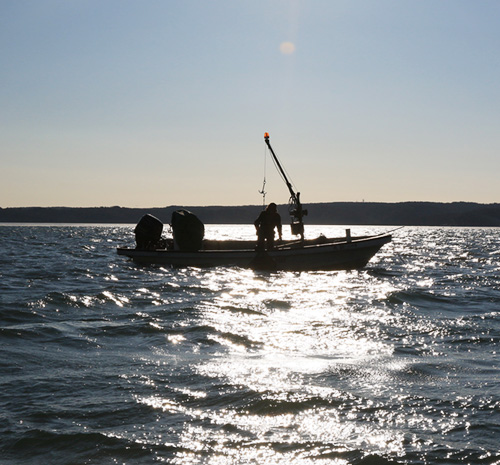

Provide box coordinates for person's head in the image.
[267,202,277,213]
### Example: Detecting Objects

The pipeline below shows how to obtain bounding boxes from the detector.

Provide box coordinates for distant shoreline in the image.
[2,202,500,227]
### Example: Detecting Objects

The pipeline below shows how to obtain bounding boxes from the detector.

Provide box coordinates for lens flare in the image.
[280,41,296,54]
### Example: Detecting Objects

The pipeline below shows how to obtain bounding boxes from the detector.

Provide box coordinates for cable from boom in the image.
[258,146,267,208]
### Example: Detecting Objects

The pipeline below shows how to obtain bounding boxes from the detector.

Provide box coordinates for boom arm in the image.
[264,132,307,238]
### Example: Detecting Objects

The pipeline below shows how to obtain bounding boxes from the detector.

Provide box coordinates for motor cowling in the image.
[171,210,204,251]
[134,214,163,249]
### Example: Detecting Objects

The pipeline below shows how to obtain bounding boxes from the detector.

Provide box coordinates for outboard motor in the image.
[134,214,163,249]
[171,210,204,251]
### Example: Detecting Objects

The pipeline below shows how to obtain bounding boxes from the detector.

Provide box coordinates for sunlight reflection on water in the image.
[132,226,410,463]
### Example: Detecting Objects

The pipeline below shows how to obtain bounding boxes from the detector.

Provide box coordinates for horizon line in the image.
[2,200,500,209]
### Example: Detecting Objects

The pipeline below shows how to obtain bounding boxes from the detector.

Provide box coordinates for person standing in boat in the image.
[254,202,282,251]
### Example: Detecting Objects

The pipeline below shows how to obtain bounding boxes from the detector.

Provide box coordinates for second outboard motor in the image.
[134,214,163,249]
[171,210,204,251]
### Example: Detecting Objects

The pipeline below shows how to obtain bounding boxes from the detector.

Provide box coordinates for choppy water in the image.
[1,224,499,465]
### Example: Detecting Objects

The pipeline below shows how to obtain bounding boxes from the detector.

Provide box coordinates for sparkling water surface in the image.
[1,224,499,464]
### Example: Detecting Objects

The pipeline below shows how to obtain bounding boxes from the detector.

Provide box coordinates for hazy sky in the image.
[2,0,500,207]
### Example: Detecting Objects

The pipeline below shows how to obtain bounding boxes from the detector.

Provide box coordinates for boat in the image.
[117,233,391,271]
[117,133,392,271]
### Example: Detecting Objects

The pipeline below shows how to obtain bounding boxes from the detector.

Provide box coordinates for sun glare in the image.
[279,41,296,55]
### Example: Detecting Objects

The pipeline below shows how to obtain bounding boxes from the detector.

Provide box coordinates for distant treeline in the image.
[2,202,500,226]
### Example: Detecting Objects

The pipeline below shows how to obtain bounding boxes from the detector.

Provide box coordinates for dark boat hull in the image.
[117,233,391,271]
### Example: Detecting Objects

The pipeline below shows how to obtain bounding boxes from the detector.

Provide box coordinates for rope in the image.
[258,146,267,208]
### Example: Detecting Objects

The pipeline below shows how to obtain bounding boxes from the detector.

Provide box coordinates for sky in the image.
[1,0,500,208]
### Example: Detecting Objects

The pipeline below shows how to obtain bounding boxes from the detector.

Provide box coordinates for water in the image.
[1,224,499,465]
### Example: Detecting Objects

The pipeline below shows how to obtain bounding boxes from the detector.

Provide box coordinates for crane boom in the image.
[264,132,307,239]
